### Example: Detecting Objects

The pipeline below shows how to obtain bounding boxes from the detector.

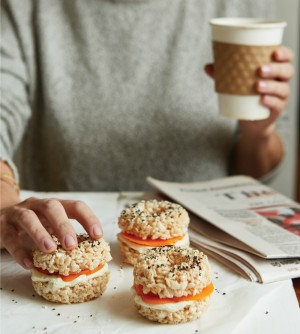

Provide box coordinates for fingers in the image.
[260,95,288,115]
[259,62,294,81]
[260,46,294,80]
[28,198,78,250]
[60,200,103,239]
[7,243,33,269]
[204,63,214,78]
[205,47,292,119]
[257,80,290,100]
[1,223,34,269]
[1,196,103,270]
[10,204,57,253]
[273,46,294,62]
[27,198,102,246]
[256,47,294,115]
[206,47,294,81]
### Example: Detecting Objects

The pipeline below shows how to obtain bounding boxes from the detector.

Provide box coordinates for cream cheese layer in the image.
[31,263,108,292]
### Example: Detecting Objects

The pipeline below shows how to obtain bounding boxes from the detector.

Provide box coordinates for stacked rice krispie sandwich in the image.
[31,234,111,304]
[132,246,214,324]
[117,199,190,265]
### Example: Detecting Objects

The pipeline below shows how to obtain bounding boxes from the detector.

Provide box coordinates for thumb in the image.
[204,63,214,78]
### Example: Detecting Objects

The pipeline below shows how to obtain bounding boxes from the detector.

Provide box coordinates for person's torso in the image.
[13,0,274,190]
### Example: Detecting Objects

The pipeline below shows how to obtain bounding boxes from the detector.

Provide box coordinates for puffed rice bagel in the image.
[118,200,189,239]
[31,234,112,304]
[118,200,190,265]
[132,246,213,324]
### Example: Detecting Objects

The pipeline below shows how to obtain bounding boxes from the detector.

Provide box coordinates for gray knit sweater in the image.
[1,0,279,191]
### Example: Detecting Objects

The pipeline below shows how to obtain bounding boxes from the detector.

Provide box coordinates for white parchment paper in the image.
[1,191,299,334]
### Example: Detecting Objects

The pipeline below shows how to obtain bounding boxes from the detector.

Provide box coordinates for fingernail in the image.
[275,49,284,59]
[23,258,33,269]
[43,238,56,251]
[64,234,76,248]
[258,81,268,92]
[261,66,272,76]
[92,225,102,238]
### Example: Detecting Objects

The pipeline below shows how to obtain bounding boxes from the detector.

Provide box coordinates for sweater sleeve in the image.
[0,1,32,180]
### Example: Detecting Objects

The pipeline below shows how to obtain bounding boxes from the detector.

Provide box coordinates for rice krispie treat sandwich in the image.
[31,234,112,304]
[132,246,214,324]
[118,200,190,265]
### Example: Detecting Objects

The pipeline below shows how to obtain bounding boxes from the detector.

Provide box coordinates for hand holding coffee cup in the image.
[210,18,287,120]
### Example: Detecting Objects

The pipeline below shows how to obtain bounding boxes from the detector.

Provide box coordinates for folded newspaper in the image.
[147,175,300,283]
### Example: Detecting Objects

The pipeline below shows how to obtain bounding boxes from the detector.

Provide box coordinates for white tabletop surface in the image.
[1,191,299,334]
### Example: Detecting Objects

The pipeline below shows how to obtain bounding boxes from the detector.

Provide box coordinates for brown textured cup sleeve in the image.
[213,42,279,95]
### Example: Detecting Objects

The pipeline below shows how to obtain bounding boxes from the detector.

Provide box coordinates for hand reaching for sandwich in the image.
[0,193,103,269]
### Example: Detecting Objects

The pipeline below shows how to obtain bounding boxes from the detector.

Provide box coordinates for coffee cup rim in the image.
[210,17,287,29]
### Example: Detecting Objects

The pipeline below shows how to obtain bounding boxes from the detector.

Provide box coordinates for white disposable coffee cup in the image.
[210,18,286,120]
